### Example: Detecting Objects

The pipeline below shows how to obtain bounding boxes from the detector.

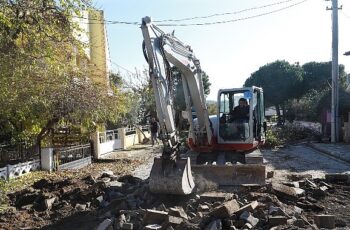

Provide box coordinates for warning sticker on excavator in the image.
[244,91,252,99]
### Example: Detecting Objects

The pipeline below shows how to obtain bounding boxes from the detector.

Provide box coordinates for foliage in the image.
[244,60,303,122]
[316,88,350,118]
[207,102,217,115]
[0,0,128,145]
[115,69,156,126]
[264,129,283,148]
[245,60,303,106]
[286,89,329,122]
[201,71,211,96]
[171,66,211,129]
[245,60,348,123]
[264,124,322,148]
[301,61,347,94]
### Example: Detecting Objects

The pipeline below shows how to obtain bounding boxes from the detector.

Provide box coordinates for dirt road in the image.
[263,144,350,181]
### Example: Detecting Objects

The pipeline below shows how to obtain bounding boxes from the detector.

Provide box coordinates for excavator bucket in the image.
[187,149,266,187]
[149,157,195,195]
[191,164,266,186]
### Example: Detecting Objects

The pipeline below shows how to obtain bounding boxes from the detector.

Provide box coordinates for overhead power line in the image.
[340,11,350,19]
[156,0,308,26]
[153,0,295,22]
[110,61,136,75]
[75,0,308,26]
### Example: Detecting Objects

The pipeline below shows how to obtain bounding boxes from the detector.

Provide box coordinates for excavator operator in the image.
[230,98,249,122]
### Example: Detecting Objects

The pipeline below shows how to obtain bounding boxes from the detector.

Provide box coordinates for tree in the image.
[171,66,211,129]
[0,0,128,146]
[207,102,217,115]
[244,60,303,122]
[301,62,347,93]
[115,69,156,126]
[285,62,347,122]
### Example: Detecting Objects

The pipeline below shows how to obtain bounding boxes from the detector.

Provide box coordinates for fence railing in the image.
[140,125,149,132]
[99,129,119,143]
[125,126,136,135]
[53,144,91,170]
[0,142,39,167]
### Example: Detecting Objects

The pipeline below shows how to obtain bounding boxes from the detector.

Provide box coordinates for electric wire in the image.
[340,11,350,19]
[156,0,308,27]
[153,0,296,22]
[73,0,308,26]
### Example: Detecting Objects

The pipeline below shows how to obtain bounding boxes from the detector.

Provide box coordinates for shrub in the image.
[264,123,321,148]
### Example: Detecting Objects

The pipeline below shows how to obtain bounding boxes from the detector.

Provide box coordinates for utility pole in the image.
[327,0,341,142]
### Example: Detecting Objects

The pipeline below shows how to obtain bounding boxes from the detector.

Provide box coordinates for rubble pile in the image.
[1,171,350,229]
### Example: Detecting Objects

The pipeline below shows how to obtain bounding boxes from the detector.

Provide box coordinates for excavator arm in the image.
[141,16,212,194]
[141,16,212,154]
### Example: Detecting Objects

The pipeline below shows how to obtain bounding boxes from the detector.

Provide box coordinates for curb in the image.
[307,143,350,165]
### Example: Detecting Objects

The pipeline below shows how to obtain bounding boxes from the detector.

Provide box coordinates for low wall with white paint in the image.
[0,159,41,180]
[92,126,151,159]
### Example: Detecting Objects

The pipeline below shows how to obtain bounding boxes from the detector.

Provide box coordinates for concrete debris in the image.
[200,192,233,203]
[75,203,86,211]
[239,211,259,227]
[271,183,305,200]
[210,199,240,218]
[101,170,114,178]
[314,214,335,229]
[268,216,288,226]
[242,223,253,229]
[204,219,222,230]
[121,223,133,230]
[168,207,188,220]
[325,173,350,183]
[144,224,162,230]
[267,171,274,179]
[198,204,210,212]
[236,200,258,214]
[44,197,56,210]
[96,218,113,230]
[162,215,183,228]
[4,171,349,229]
[142,209,168,225]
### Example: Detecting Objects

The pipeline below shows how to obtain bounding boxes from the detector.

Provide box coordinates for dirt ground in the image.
[1,143,350,229]
[263,144,350,228]
[0,145,161,229]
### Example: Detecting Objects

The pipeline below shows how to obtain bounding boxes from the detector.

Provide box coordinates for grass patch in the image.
[0,171,50,213]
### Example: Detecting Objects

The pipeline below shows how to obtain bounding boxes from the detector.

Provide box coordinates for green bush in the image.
[264,129,283,148]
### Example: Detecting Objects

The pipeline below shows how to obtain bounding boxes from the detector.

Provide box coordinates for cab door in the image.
[252,88,265,142]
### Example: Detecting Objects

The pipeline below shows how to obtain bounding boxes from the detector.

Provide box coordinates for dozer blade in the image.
[191,164,266,186]
[149,157,195,195]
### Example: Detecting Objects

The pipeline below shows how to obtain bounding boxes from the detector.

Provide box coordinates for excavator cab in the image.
[217,87,265,146]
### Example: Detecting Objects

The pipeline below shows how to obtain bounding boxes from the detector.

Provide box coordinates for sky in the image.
[92,0,350,100]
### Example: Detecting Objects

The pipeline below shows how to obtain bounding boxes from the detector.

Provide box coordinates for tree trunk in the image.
[36,118,59,146]
[282,103,286,124]
[134,125,150,144]
[275,104,282,125]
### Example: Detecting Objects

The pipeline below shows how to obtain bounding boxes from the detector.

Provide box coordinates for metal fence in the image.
[0,142,39,167]
[53,144,91,170]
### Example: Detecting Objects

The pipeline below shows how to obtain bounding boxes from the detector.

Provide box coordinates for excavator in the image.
[141,16,267,195]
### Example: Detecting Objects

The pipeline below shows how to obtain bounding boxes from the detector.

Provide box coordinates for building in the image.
[73,9,111,89]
